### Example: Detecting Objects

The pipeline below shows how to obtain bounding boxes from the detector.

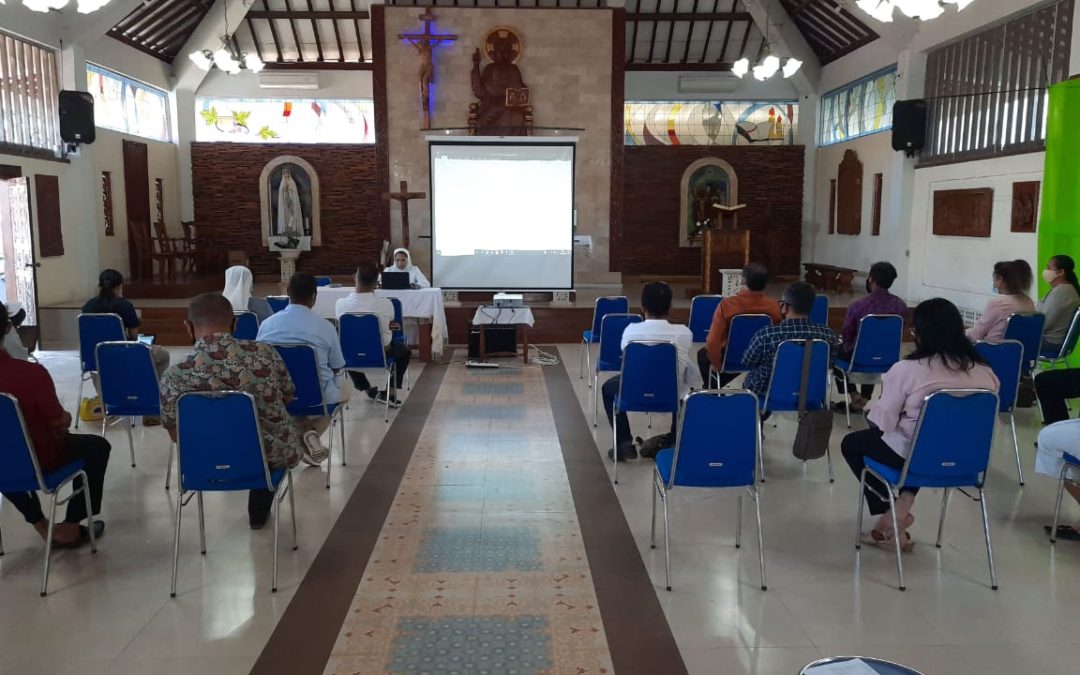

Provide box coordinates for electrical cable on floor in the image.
[528,345,560,367]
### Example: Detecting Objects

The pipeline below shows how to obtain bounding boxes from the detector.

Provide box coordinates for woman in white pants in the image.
[1037,419,1080,540]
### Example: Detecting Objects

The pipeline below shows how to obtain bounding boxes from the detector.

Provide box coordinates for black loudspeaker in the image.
[892,99,927,154]
[59,90,95,145]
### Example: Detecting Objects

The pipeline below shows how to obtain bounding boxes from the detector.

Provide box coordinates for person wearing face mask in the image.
[966,260,1035,342]
[383,248,430,289]
[1037,255,1080,353]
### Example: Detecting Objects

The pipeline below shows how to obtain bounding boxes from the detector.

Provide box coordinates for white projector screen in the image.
[430,141,575,290]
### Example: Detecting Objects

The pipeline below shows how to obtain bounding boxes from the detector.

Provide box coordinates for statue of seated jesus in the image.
[470,29,531,136]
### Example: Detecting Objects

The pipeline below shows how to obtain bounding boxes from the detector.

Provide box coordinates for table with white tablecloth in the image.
[312,287,448,359]
[471,306,535,363]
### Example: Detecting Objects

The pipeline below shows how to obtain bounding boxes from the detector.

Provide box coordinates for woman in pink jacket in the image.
[966,259,1035,342]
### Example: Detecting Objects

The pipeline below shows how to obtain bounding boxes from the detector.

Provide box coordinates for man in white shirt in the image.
[256,272,349,464]
[601,282,700,461]
[334,261,412,407]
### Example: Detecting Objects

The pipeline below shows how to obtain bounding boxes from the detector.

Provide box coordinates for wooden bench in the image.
[803,263,858,294]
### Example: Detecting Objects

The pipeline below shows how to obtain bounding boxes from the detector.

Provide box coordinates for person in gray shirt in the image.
[1037,254,1080,353]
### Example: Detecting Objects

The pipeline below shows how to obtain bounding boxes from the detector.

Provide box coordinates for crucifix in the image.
[400,8,458,129]
[383,180,426,251]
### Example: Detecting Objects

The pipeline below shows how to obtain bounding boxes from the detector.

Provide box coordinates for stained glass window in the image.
[86,64,171,142]
[625,101,798,146]
[194,98,375,144]
[819,66,897,147]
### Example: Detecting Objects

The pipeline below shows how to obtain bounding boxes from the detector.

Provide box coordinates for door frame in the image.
[0,171,40,326]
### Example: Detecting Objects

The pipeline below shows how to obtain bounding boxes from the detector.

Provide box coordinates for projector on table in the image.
[493,293,524,308]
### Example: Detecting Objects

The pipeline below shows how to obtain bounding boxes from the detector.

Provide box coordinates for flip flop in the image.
[1044,524,1080,540]
[865,529,915,552]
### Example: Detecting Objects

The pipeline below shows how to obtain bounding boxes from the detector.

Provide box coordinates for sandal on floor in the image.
[865,529,915,552]
[1044,524,1080,540]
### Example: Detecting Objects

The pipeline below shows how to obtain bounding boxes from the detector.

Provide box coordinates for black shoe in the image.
[249,512,270,530]
[607,443,637,462]
[365,387,379,400]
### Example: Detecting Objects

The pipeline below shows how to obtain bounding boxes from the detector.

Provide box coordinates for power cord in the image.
[528,345,560,367]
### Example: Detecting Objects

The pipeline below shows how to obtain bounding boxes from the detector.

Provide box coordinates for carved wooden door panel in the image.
[123,140,151,278]
[3,178,38,325]
[836,149,863,235]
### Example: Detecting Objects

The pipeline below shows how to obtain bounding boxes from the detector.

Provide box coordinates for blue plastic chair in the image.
[810,294,829,325]
[760,339,834,483]
[171,391,296,597]
[315,276,333,287]
[75,313,126,429]
[652,390,766,591]
[974,340,1025,486]
[232,311,259,340]
[580,296,630,381]
[1051,451,1080,543]
[835,314,904,429]
[266,296,289,314]
[591,313,642,427]
[96,341,172,476]
[713,314,773,387]
[0,393,98,596]
[272,344,345,487]
[612,341,680,484]
[688,294,723,343]
[1039,306,1080,367]
[1003,311,1046,376]
[855,389,1000,591]
[339,312,397,424]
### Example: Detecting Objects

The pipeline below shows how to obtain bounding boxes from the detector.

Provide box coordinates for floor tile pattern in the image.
[324,365,613,675]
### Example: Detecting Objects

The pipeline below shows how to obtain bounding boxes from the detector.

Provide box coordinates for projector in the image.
[493,293,524,308]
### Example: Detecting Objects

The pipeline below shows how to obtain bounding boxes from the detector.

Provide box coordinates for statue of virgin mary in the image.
[276,168,304,236]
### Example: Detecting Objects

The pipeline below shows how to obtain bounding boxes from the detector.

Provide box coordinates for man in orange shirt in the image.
[696,263,782,387]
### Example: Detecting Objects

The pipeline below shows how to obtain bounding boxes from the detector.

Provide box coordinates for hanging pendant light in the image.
[187,2,264,76]
[731,18,802,81]
[855,0,976,22]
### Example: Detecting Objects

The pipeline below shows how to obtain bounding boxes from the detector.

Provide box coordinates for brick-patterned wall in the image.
[621,145,805,276]
[191,143,382,277]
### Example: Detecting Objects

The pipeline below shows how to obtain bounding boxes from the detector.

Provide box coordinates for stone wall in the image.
[380,6,619,285]
[191,143,382,277]
[621,145,806,277]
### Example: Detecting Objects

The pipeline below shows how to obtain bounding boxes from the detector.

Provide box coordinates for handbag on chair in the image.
[793,341,833,461]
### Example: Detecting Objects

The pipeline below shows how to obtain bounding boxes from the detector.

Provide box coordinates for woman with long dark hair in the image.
[966,259,1035,342]
[1037,254,1080,353]
[842,298,999,550]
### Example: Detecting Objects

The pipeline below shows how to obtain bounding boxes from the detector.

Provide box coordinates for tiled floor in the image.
[2,346,1080,675]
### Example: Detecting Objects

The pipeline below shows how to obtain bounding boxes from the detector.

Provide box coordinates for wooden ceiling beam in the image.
[626,61,733,71]
[627,11,751,21]
[305,0,326,62]
[328,0,345,62]
[281,0,305,62]
[260,61,372,70]
[715,0,738,63]
[349,0,365,62]
[260,0,285,62]
[246,10,370,19]
[245,16,266,62]
[106,30,170,61]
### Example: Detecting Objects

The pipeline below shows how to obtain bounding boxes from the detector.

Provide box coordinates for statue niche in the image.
[469,27,533,136]
[259,155,321,248]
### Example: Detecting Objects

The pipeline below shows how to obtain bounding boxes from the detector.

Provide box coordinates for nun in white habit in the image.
[222,265,273,322]
[384,248,430,289]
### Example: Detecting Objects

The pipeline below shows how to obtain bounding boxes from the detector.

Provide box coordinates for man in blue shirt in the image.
[257,272,349,465]
[742,281,839,403]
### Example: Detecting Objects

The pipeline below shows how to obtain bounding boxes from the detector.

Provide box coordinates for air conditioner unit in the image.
[677,75,738,94]
[257,73,320,90]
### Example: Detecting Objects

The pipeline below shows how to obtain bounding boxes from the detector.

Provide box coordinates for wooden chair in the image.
[151,221,186,279]
[179,221,197,274]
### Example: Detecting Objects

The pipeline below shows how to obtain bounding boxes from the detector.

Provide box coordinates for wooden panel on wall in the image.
[123,140,151,278]
[933,188,993,237]
[872,173,883,236]
[621,145,805,276]
[1011,180,1040,233]
[33,174,63,257]
[829,179,836,234]
[836,149,862,235]
[191,143,380,277]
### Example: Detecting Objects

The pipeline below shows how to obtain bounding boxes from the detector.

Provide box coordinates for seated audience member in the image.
[1035,368,1080,425]
[82,268,170,379]
[159,293,301,529]
[966,259,1035,342]
[1,301,29,360]
[256,272,350,464]
[842,299,999,550]
[695,262,781,387]
[602,282,700,462]
[1036,419,1080,540]
[741,281,838,404]
[0,302,111,547]
[383,248,430,289]
[833,262,909,414]
[335,262,411,407]
[1037,254,1080,353]
[222,265,274,323]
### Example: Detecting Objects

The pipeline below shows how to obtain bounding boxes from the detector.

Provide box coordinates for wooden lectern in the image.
[702,229,751,295]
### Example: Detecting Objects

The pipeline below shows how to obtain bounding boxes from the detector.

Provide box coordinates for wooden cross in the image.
[400,8,458,129]
[383,180,426,250]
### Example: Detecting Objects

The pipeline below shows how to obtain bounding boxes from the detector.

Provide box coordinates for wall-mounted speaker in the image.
[892,99,927,155]
[59,90,95,145]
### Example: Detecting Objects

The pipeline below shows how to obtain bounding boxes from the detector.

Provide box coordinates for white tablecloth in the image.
[471,306,535,327]
[313,287,448,354]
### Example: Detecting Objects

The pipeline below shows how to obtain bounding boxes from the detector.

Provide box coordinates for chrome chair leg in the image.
[648,413,653,430]
[325,418,334,490]
[384,368,392,423]
[735,493,743,548]
[272,487,281,593]
[74,374,85,429]
[979,488,998,590]
[843,374,852,429]
[650,479,658,549]
[165,442,175,491]
[662,489,671,591]
[757,424,766,483]
[1010,414,1024,486]
[936,489,950,548]
[826,446,834,483]
[855,470,867,550]
[579,339,585,380]
[126,417,136,467]
[170,489,184,597]
[81,472,97,554]
[886,487,905,591]
[287,473,298,551]
[754,487,767,591]
[40,492,58,596]
[340,409,347,467]
[197,492,206,554]
[1051,465,1071,543]
[612,407,620,485]
[592,373,599,427]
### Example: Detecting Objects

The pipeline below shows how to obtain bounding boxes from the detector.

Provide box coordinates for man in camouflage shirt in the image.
[160,292,301,529]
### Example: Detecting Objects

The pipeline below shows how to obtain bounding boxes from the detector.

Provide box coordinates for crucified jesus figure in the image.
[400,9,458,129]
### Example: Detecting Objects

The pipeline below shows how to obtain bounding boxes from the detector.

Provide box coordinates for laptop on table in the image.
[381,271,412,290]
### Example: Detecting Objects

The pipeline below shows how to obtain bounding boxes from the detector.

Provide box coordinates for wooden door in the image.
[0,177,39,325]
[123,140,151,278]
